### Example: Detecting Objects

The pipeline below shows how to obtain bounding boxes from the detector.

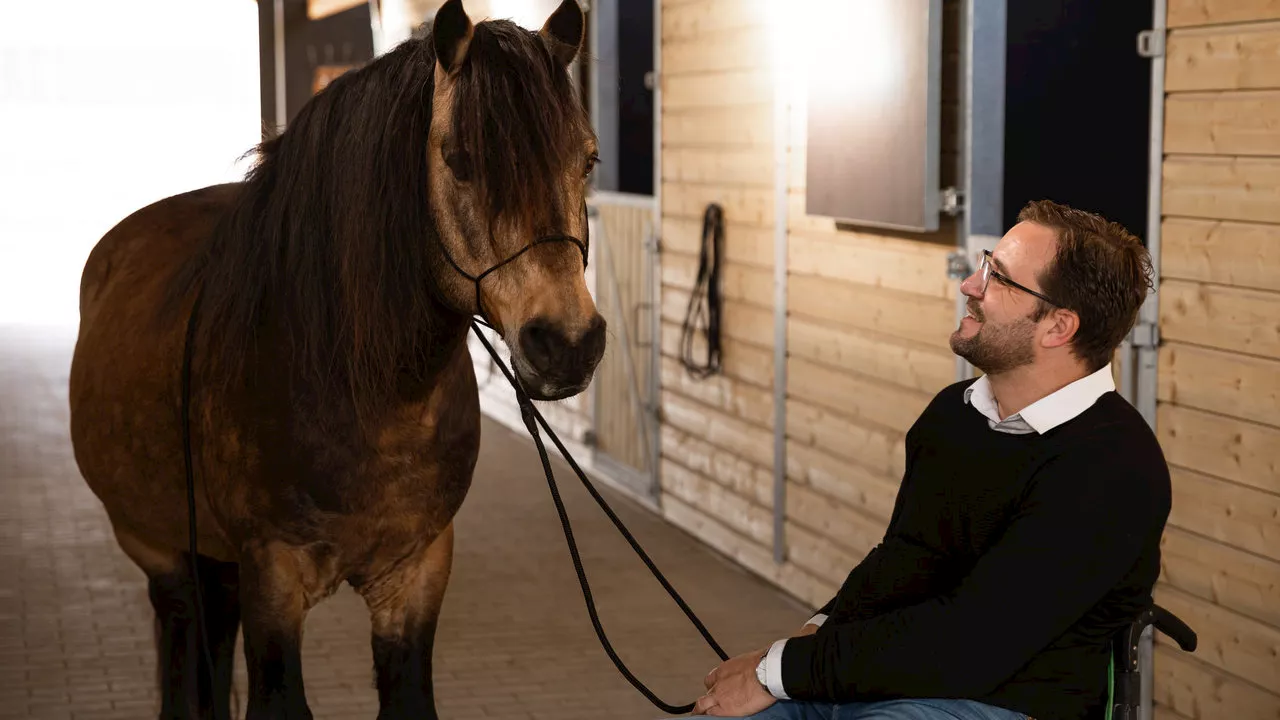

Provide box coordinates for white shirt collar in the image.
[963,363,1116,434]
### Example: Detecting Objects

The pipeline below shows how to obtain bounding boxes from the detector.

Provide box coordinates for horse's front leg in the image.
[357,522,455,720]
[240,541,317,720]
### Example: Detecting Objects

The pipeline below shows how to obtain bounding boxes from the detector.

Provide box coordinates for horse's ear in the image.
[433,0,473,74]
[539,0,584,67]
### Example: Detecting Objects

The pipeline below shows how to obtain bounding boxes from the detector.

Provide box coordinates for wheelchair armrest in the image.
[1152,605,1197,652]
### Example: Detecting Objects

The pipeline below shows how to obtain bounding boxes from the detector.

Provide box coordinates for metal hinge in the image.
[1137,29,1164,58]
[947,250,971,280]
[644,71,657,91]
[941,187,964,216]
[1129,322,1160,348]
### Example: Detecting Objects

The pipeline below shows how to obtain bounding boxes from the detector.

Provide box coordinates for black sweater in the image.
[779,380,1172,720]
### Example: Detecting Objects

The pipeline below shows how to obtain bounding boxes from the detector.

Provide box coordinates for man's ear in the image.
[1040,308,1080,350]
[433,0,474,74]
[539,0,585,67]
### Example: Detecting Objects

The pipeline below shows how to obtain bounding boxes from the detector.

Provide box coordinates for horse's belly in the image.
[69,184,241,560]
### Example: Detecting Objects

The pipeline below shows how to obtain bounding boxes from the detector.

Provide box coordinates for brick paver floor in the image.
[0,325,809,719]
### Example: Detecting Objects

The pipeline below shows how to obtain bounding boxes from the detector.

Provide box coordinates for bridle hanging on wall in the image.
[679,202,724,380]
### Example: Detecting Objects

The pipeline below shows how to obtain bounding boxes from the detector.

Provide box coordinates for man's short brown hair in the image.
[1017,200,1154,373]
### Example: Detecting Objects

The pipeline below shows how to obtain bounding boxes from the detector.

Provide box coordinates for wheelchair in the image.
[1108,603,1198,720]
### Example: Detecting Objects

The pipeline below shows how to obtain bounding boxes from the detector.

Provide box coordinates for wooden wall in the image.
[655,0,961,610]
[1152,3,1280,718]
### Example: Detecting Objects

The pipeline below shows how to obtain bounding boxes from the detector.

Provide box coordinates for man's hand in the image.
[693,648,777,716]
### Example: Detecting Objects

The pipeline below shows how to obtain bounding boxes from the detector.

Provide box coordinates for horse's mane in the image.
[166,18,591,424]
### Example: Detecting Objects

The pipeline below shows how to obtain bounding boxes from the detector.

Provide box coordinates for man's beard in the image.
[950,303,1037,375]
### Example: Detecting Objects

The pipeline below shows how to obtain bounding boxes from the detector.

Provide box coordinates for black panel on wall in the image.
[615,0,653,196]
[1003,0,1154,241]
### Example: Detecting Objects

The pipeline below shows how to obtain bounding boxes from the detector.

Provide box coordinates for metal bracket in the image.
[1129,322,1160,348]
[941,186,964,216]
[644,71,657,91]
[947,250,971,280]
[1137,30,1164,58]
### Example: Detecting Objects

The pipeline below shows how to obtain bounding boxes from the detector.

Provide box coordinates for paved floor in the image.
[0,325,808,720]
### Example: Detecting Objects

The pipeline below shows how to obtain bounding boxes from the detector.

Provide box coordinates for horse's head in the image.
[426,0,604,402]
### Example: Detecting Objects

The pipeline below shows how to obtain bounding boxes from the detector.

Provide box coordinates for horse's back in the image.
[69,183,241,555]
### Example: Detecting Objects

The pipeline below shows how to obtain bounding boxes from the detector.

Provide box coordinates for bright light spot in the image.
[481,0,563,29]
[0,0,260,326]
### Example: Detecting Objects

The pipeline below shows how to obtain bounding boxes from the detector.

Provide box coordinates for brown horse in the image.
[67,1,605,717]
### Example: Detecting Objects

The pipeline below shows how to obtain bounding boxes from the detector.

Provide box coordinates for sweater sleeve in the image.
[778,440,1170,701]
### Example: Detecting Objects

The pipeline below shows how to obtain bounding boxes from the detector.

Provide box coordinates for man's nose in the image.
[960,271,983,298]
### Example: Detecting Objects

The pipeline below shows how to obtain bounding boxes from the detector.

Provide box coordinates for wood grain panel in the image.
[662,70,774,110]
[661,0,766,41]
[787,398,908,480]
[661,458,773,545]
[1167,23,1280,92]
[660,424,772,507]
[1156,403,1280,495]
[1163,156,1280,225]
[789,228,956,300]
[1158,343,1280,427]
[662,250,775,310]
[663,104,774,148]
[662,147,774,186]
[661,216,775,268]
[660,355,773,429]
[1159,279,1280,359]
[1153,584,1280,694]
[1161,217,1280,292]
[788,316,954,394]
[1169,0,1280,28]
[661,182,773,226]
[1168,466,1280,563]
[661,391,772,468]
[785,481,889,557]
[1153,646,1280,720]
[786,440,900,523]
[663,26,771,75]
[789,274,957,348]
[788,356,933,435]
[1166,91,1280,156]
[661,321,774,388]
[660,286,773,348]
[1160,526,1280,628]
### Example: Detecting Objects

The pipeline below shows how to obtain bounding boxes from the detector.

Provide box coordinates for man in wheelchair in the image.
[694,201,1178,720]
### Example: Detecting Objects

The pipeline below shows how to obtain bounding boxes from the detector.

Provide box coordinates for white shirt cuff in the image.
[806,613,828,628]
[764,638,790,700]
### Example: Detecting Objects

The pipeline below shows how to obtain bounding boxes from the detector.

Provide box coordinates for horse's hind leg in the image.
[357,523,455,720]
[112,523,240,719]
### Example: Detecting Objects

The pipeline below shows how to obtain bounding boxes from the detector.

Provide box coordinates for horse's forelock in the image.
[449,19,591,232]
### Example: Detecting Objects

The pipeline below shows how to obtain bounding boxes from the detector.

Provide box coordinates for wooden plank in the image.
[661,493,839,610]
[1153,584,1280,695]
[1161,218,1280,292]
[787,398,908,481]
[1158,342,1280,427]
[660,424,772,507]
[662,69,773,110]
[1169,0,1280,27]
[661,390,772,468]
[785,520,862,590]
[664,103,773,149]
[788,316,955,395]
[789,228,957,300]
[786,481,889,558]
[660,286,774,348]
[660,355,773,429]
[661,458,773,545]
[1167,466,1280,563]
[662,147,774,186]
[788,356,934,435]
[789,273,957,348]
[662,216,774,269]
[1160,280,1280,359]
[1154,646,1280,720]
[786,440,900,523]
[661,0,766,40]
[662,26,771,75]
[1156,403,1280,495]
[662,250,775,309]
[1160,526,1280,628]
[661,182,773,226]
[1166,91,1280,156]
[1163,156,1280,225]
[788,191,959,246]
[1167,23,1280,92]
[308,0,363,20]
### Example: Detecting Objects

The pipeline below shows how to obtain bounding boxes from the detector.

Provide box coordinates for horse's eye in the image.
[584,153,599,178]
[445,149,472,182]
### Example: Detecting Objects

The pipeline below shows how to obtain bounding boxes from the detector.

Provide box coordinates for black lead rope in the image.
[469,321,728,714]
[679,203,724,380]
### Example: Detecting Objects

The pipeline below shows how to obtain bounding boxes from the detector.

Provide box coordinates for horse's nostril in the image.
[520,319,564,374]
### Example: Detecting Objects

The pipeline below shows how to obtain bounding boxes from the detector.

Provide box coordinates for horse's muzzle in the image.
[516,314,607,400]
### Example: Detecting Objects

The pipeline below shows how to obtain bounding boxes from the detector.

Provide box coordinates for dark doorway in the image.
[1003,0,1155,241]
[592,0,654,196]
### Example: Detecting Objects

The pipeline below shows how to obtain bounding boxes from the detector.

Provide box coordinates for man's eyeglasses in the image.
[976,250,1061,307]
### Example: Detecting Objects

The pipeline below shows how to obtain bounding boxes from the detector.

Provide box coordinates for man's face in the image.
[950,222,1059,375]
